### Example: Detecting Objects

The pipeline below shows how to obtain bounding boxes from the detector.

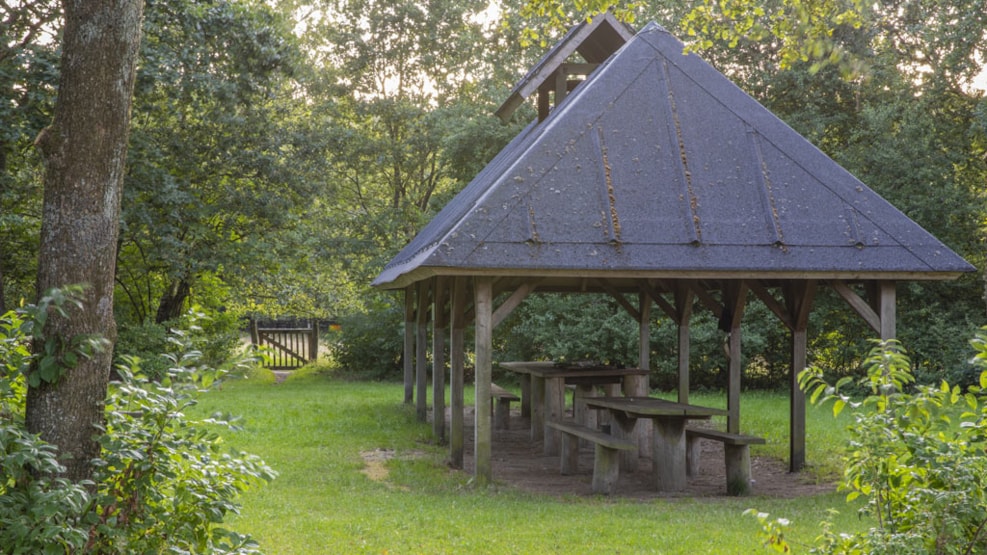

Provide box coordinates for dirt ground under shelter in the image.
[446,406,835,499]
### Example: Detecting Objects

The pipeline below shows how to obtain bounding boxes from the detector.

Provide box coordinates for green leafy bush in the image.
[330,301,404,379]
[114,318,171,379]
[498,294,639,366]
[115,308,243,382]
[0,295,275,553]
[750,333,987,554]
[0,300,92,552]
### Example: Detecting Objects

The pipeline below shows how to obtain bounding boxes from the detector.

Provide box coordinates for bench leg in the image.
[652,417,688,492]
[520,375,531,418]
[573,385,596,449]
[610,413,639,474]
[543,378,564,456]
[686,436,701,478]
[494,398,511,430]
[531,377,544,441]
[724,444,753,496]
[592,444,620,495]
[560,432,579,475]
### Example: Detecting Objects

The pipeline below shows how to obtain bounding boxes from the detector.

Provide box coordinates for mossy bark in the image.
[25,0,144,483]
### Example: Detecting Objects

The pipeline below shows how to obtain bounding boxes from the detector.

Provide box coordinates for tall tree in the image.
[25,0,144,482]
[117,0,303,325]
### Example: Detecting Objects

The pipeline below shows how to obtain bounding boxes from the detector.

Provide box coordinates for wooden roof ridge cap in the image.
[495,11,636,123]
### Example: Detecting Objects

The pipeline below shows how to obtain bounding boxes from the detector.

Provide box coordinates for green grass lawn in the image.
[191,367,866,554]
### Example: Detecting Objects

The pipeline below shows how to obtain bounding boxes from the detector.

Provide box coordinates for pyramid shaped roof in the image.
[373,23,973,290]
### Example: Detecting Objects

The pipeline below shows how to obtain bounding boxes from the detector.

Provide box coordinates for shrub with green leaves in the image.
[0,295,275,554]
[330,301,404,379]
[750,333,987,554]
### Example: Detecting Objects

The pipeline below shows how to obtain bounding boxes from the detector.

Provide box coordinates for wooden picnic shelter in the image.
[371,16,974,486]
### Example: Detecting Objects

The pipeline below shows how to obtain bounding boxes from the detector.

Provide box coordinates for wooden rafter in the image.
[599,280,640,320]
[640,279,677,320]
[492,280,541,328]
[830,280,881,333]
[749,281,792,330]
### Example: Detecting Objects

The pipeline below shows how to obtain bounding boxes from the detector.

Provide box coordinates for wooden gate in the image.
[249,319,319,369]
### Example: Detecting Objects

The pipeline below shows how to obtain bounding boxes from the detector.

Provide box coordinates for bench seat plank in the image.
[547,420,635,495]
[546,420,636,451]
[685,427,766,446]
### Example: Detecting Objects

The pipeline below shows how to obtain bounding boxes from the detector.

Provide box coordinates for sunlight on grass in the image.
[192,367,865,554]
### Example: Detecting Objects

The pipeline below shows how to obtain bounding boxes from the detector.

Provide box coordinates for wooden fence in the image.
[249,319,319,370]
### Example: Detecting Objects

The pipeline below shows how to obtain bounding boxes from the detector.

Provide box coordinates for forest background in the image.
[3,0,987,388]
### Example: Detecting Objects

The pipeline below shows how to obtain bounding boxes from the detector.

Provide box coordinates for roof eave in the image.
[372,266,971,291]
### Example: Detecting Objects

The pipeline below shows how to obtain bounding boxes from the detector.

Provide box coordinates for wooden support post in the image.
[633,292,653,455]
[432,277,447,442]
[728,329,742,434]
[636,291,651,376]
[724,282,748,434]
[675,283,694,405]
[403,287,415,404]
[449,278,467,468]
[786,281,816,472]
[416,282,429,422]
[474,277,494,485]
[876,281,896,340]
[790,325,807,471]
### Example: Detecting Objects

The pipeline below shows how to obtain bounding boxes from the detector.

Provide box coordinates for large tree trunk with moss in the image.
[25,0,144,483]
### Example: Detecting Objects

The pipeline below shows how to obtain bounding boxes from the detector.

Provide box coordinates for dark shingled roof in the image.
[373,22,974,290]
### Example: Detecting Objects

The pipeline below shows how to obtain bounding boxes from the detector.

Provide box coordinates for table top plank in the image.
[584,396,727,418]
[498,361,649,379]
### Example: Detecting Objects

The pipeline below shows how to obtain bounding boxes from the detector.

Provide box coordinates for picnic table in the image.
[584,396,727,492]
[497,362,649,455]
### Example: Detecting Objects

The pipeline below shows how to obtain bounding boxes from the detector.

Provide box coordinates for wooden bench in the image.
[546,420,636,495]
[490,384,520,430]
[686,427,765,496]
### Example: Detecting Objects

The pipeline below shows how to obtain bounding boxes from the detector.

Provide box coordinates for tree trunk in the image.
[155,277,191,324]
[25,0,144,483]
